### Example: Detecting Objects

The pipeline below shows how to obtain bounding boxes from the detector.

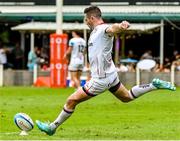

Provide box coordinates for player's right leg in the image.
[69,63,80,89]
[36,87,93,136]
[77,70,82,86]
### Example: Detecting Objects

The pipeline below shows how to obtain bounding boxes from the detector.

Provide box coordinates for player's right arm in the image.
[63,39,74,63]
[63,46,72,63]
[106,21,130,35]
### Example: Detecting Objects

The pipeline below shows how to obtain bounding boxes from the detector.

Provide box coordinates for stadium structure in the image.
[0,0,179,86]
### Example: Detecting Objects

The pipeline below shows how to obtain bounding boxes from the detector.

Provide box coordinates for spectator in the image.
[12,43,24,70]
[0,42,13,69]
[127,63,136,72]
[163,57,171,72]
[127,50,138,59]
[27,46,39,71]
[39,47,49,70]
[171,50,179,62]
[172,52,180,71]
[140,50,153,60]
[116,63,128,72]
[152,62,161,72]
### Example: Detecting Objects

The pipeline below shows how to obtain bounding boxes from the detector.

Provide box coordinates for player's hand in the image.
[63,54,70,64]
[119,21,130,29]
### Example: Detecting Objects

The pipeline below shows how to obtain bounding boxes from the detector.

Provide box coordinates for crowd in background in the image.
[0,40,49,71]
[27,46,49,71]
[0,39,179,72]
[117,49,180,72]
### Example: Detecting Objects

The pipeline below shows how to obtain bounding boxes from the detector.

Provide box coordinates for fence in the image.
[0,64,179,86]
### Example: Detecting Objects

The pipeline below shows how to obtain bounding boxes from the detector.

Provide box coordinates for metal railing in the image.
[136,64,177,85]
[0,64,178,86]
[0,64,3,86]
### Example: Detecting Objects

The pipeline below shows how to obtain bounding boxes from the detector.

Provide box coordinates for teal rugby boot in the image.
[36,120,56,136]
[152,78,176,91]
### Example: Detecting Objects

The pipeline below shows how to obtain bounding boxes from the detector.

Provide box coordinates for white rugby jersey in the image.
[88,24,116,78]
[69,37,86,65]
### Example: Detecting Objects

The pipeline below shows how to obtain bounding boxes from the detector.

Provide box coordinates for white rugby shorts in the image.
[83,72,121,96]
[68,63,84,71]
[68,57,84,71]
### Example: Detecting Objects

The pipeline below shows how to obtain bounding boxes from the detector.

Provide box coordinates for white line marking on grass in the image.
[0,140,180,141]
[0,131,44,135]
[0,132,19,135]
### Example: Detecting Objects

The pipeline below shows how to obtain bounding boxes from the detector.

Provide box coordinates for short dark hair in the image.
[72,31,82,37]
[84,6,101,18]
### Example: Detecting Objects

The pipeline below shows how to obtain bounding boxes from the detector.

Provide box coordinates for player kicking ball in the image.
[36,6,176,136]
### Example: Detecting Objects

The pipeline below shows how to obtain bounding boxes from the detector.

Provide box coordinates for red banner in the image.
[50,34,68,87]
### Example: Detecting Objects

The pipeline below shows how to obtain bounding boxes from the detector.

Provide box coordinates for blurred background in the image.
[0,0,179,86]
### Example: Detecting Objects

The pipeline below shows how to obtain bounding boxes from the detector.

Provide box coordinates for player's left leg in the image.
[110,83,133,102]
[110,78,176,102]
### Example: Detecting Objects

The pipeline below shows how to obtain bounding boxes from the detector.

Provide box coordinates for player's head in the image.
[84,6,102,29]
[84,6,101,19]
[72,31,81,38]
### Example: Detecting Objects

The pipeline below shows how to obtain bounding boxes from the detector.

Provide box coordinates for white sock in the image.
[128,83,157,99]
[50,105,74,130]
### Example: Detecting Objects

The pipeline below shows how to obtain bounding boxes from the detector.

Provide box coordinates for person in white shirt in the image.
[0,48,7,65]
[0,45,13,69]
[64,31,86,89]
[36,6,176,136]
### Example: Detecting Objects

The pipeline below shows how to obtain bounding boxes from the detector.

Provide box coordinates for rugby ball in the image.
[14,113,34,132]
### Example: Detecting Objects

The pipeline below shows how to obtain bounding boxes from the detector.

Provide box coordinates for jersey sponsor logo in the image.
[88,42,93,47]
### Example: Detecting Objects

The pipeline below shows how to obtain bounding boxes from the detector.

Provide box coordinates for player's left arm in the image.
[105,21,130,35]
[82,40,87,55]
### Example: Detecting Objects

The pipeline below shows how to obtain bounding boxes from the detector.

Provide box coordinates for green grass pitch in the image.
[0,86,180,140]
